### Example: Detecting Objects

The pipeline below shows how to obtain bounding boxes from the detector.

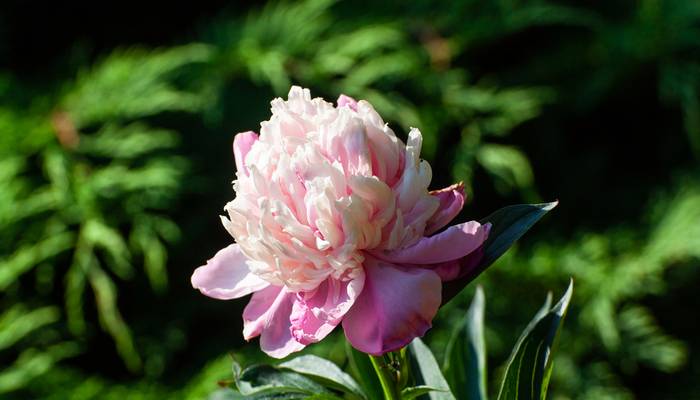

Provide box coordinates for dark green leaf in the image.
[443,286,487,400]
[346,342,384,400]
[479,202,558,268]
[408,338,456,400]
[497,280,574,400]
[443,202,557,304]
[279,354,365,398]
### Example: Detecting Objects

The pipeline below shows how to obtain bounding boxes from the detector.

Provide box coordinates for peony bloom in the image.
[192,87,490,358]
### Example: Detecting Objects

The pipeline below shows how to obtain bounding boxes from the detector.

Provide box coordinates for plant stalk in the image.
[369,354,401,400]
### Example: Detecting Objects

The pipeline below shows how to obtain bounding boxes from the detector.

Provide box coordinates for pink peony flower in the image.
[192,87,490,358]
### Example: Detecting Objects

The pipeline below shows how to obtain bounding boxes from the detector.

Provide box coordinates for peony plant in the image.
[193,87,572,400]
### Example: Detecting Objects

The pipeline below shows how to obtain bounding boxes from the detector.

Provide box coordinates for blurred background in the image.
[1,0,699,398]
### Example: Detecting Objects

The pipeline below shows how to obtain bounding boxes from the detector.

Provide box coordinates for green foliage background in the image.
[1,0,699,398]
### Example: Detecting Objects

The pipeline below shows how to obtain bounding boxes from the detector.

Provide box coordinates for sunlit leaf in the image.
[88,266,141,372]
[234,364,335,397]
[408,338,456,400]
[64,44,213,127]
[0,343,80,394]
[279,355,365,398]
[477,144,534,194]
[0,306,60,351]
[0,232,75,291]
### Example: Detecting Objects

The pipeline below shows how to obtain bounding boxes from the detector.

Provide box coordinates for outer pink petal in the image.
[337,94,358,111]
[242,285,281,340]
[191,244,269,300]
[425,183,466,235]
[342,257,442,355]
[376,221,489,265]
[290,272,365,345]
[242,285,306,358]
[432,242,487,282]
[233,131,259,176]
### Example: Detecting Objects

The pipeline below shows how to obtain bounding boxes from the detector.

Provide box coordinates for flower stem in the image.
[369,354,401,400]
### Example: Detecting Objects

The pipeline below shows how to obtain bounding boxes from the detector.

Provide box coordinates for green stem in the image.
[369,354,401,400]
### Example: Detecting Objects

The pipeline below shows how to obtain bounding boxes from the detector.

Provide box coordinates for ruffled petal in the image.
[233,131,259,176]
[342,257,441,355]
[260,296,306,358]
[242,285,306,358]
[191,244,269,300]
[425,183,466,235]
[290,272,365,345]
[377,221,489,265]
[337,94,358,111]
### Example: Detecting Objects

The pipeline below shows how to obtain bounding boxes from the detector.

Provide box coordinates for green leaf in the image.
[248,393,333,400]
[78,123,179,159]
[239,393,319,400]
[64,44,213,127]
[88,266,141,372]
[279,355,365,398]
[0,342,80,394]
[83,219,133,280]
[443,287,487,400]
[208,388,246,400]
[401,386,446,400]
[130,220,169,293]
[408,338,456,400]
[0,232,75,291]
[476,144,534,194]
[232,358,242,379]
[0,306,60,351]
[442,202,557,304]
[234,365,336,398]
[497,280,574,400]
[346,342,384,400]
[479,202,558,269]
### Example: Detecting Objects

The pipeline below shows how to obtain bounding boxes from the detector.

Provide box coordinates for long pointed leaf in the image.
[408,338,456,400]
[443,287,487,400]
[478,202,558,269]
[497,280,573,400]
[443,202,557,303]
[401,386,447,400]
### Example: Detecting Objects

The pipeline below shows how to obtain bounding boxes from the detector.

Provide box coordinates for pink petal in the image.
[242,285,306,358]
[337,94,358,111]
[290,272,365,345]
[233,131,259,176]
[439,224,491,304]
[342,257,442,355]
[376,221,489,265]
[432,242,486,282]
[191,244,269,300]
[242,285,281,340]
[425,183,466,235]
